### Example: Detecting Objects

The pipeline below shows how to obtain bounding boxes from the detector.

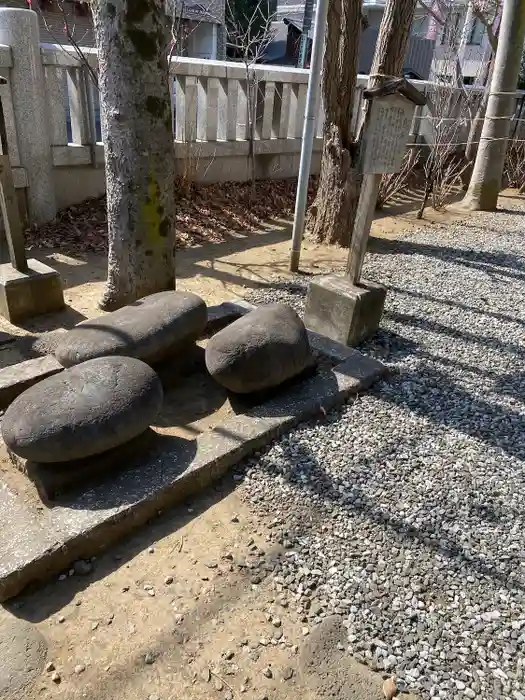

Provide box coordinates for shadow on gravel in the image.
[383,309,525,358]
[370,237,525,281]
[385,283,525,330]
[273,430,523,593]
[377,363,525,461]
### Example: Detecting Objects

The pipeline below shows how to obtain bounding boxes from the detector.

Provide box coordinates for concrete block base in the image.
[304,275,387,346]
[9,430,156,502]
[0,259,65,323]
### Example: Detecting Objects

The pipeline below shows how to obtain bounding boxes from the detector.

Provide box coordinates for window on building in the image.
[463,76,475,85]
[468,17,485,45]
[411,15,430,37]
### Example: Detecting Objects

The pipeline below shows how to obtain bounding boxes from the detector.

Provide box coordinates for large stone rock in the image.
[205,303,313,393]
[54,291,207,367]
[2,356,163,463]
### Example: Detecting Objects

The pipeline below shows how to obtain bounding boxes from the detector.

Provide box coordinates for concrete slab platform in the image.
[0,347,384,601]
[0,355,63,409]
[0,299,386,600]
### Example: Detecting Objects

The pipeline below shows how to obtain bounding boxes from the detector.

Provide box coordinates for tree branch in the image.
[470,1,499,51]
[418,0,446,25]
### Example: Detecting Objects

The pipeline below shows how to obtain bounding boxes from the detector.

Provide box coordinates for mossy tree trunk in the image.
[92,0,175,310]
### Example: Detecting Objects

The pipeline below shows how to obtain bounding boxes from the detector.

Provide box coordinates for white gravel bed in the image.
[240,203,525,700]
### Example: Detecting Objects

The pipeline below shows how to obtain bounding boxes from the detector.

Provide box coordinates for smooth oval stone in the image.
[205,303,313,393]
[54,291,207,367]
[2,356,163,463]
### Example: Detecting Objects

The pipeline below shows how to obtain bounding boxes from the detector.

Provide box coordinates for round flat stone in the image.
[0,617,47,698]
[54,291,207,367]
[2,356,163,463]
[205,303,313,393]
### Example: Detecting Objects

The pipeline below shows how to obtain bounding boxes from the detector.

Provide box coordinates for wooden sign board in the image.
[361,94,414,175]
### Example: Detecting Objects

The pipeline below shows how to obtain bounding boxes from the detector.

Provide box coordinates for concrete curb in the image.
[0,355,63,409]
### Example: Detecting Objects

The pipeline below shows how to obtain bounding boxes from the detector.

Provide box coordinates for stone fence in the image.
[0,8,523,226]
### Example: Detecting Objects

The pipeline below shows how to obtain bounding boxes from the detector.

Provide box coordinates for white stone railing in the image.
[0,9,523,226]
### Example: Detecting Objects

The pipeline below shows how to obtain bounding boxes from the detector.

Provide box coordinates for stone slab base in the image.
[0,259,65,323]
[0,329,385,601]
[304,275,387,347]
[0,355,63,409]
[9,430,157,502]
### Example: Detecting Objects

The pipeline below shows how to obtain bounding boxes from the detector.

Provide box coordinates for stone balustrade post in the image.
[0,8,56,224]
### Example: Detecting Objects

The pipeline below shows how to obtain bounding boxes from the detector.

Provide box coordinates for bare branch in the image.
[418,0,447,26]
[225,0,276,198]
[470,0,499,51]
[36,0,98,87]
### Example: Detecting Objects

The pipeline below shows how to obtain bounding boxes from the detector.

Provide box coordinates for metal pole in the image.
[298,0,315,68]
[289,0,328,272]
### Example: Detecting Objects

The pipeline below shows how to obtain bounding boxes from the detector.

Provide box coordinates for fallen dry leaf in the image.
[25,176,318,256]
[383,676,397,699]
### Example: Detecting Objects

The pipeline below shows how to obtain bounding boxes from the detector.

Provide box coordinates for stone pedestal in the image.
[0,259,64,323]
[304,274,386,346]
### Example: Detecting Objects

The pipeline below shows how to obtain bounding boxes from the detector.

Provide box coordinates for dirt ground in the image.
[0,193,497,700]
[1,475,417,700]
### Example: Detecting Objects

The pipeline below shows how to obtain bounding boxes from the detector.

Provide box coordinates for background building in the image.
[267,0,497,83]
[2,0,227,59]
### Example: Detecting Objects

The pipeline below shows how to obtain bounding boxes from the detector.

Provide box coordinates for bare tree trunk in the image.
[366,0,418,94]
[465,57,494,164]
[306,0,417,246]
[462,0,525,210]
[460,53,494,190]
[304,0,362,246]
[92,0,176,310]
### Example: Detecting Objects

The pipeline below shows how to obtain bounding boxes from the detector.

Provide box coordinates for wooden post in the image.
[0,155,27,272]
[346,173,381,283]
[346,84,425,284]
[0,80,27,272]
[347,93,381,283]
[345,0,419,283]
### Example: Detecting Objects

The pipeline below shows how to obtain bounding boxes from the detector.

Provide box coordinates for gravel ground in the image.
[240,203,525,700]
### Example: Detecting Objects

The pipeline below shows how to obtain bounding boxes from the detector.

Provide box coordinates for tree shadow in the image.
[383,309,525,358]
[385,283,525,330]
[494,207,525,216]
[491,370,525,403]
[22,250,107,292]
[260,419,524,594]
[377,362,525,459]
[369,236,525,283]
